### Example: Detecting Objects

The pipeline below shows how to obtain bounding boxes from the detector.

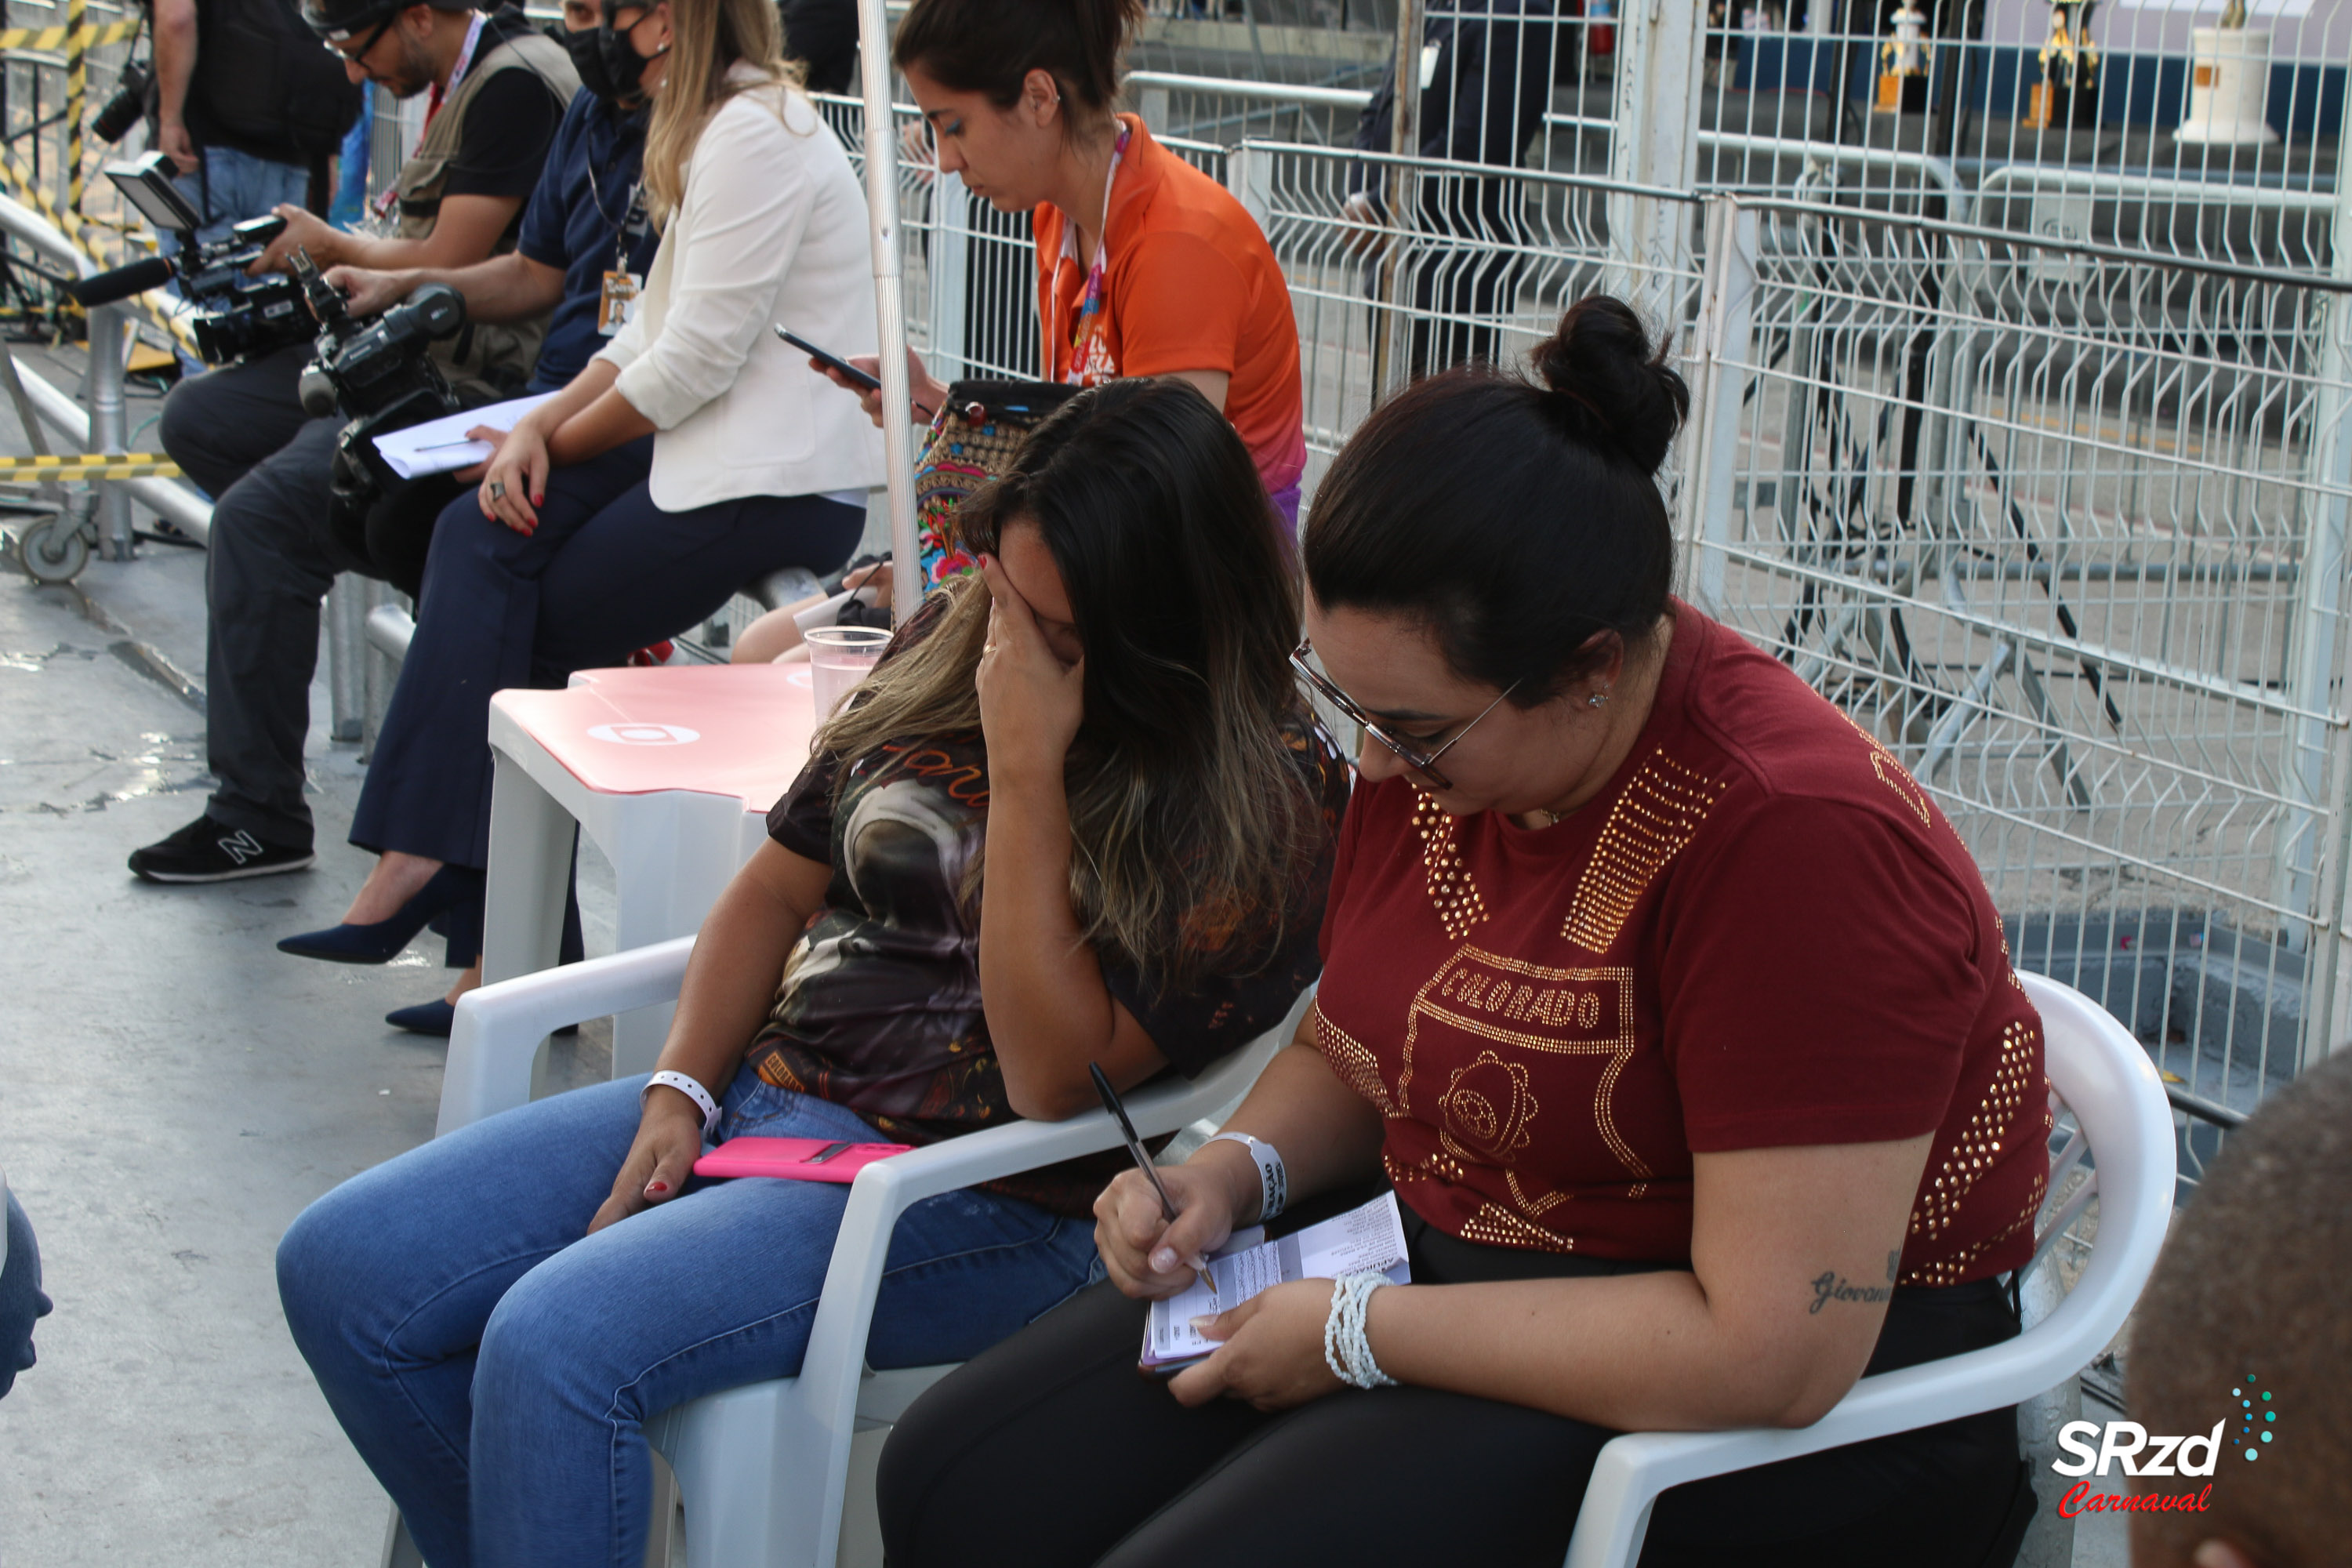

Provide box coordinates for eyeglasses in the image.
[1288,637,1518,791]
[321,13,394,65]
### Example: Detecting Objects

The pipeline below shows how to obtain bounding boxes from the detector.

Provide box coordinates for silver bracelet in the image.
[643,1070,720,1139]
[1322,1270,1398,1389]
[1206,1131,1286,1221]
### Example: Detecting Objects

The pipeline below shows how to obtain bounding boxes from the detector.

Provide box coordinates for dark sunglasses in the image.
[1288,637,1518,791]
[321,12,395,64]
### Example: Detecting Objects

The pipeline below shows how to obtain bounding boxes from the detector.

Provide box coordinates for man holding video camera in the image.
[129,0,588,885]
[158,0,575,499]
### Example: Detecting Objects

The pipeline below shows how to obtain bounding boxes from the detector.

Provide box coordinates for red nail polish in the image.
[647,1181,670,1194]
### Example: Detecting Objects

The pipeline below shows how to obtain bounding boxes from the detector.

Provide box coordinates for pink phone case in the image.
[692,1135,913,1183]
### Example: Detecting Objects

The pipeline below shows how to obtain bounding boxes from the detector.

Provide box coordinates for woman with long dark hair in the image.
[878,299,2049,1567]
[274,379,1351,1566]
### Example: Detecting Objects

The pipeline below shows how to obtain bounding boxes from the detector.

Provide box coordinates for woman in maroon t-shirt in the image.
[880,299,2053,1567]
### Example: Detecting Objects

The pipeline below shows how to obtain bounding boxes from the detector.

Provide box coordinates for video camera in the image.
[285,249,474,547]
[68,152,312,365]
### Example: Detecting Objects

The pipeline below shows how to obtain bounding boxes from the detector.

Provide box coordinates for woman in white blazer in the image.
[288,0,884,1022]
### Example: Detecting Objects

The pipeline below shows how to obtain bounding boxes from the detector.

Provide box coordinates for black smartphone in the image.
[777,325,883,392]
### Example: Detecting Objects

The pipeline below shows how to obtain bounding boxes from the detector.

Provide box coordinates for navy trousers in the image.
[351,437,862,876]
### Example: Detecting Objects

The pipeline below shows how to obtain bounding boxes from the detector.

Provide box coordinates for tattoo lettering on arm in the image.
[1807,1258,1898,1315]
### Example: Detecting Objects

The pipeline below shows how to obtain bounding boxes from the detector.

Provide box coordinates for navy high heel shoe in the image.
[384,999,457,1036]
[278,865,465,964]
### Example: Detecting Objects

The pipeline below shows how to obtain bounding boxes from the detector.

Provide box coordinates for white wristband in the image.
[644,1071,720,1139]
[1207,1131,1286,1221]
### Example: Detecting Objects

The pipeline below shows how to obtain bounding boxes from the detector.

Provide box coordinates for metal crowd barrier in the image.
[1686,191,2352,1174]
[0,187,205,554]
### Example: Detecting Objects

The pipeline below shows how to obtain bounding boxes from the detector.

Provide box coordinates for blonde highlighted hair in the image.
[640,0,802,227]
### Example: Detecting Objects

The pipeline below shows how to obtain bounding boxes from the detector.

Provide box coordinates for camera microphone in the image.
[67,255,177,308]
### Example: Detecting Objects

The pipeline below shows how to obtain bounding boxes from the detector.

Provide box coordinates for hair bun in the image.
[1527,297,1690,477]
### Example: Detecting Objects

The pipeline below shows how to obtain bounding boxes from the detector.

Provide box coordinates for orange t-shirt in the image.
[1033,117,1307,513]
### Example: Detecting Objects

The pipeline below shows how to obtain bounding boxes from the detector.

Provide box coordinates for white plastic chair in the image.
[414,934,1309,1568]
[1560,970,2178,1568]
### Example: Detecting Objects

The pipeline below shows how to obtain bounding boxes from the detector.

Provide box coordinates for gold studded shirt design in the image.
[1411,788,1489,939]
[1904,1016,2049,1284]
[1313,999,1401,1117]
[1310,603,2050,1279]
[1563,750,1722,954]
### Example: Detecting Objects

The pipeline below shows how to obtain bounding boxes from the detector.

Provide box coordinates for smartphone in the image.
[777,326,883,392]
[692,1134,912,1183]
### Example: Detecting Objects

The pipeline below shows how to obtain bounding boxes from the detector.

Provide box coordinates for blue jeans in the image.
[162,144,311,254]
[1,1192,49,1399]
[277,1070,1099,1568]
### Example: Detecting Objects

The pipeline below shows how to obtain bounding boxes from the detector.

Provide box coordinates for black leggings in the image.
[879,1204,2037,1568]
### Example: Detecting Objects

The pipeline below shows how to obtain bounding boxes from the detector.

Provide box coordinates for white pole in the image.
[857,0,923,620]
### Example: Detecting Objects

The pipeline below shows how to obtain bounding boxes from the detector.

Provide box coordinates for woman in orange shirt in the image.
[830,0,1308,532]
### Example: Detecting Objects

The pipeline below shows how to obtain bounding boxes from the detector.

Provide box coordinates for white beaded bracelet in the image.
[1322,1270,1399,1389]
[643,1070,720,1139]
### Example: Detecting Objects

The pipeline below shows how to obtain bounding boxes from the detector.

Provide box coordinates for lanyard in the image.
[372,10,490,220]
[1062,122,1130,387]
[429,10,490,130]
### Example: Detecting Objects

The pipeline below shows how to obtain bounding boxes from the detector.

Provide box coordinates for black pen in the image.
[1089,1062,1217,1301]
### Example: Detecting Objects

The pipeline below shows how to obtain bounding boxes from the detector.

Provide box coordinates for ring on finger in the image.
[488,480,506,500]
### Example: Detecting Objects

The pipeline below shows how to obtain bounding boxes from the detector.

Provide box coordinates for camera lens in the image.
[92,63,150,144]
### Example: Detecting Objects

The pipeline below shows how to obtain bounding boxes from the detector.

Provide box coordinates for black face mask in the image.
[557,22,626,103]
[591,2,664,102]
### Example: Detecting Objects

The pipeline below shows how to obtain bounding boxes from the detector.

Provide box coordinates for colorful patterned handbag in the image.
[913,379,1083,586]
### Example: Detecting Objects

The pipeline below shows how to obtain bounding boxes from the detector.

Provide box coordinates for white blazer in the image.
[595,71,885,511]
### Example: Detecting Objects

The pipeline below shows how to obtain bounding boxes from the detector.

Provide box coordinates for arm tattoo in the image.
[1807,1258,1898,1315]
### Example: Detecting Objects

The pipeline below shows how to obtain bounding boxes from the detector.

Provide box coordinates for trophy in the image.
[2024,0,2100,129]
[1875,0,1932,114]
[2178,0,2280,145]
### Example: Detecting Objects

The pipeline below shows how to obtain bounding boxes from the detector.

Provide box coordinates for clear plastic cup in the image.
[807,624,893,718]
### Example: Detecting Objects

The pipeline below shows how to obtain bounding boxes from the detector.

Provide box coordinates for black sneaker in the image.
[129,815,315,883]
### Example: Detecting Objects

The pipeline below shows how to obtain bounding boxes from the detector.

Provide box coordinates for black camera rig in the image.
[70,152,312,365]
[287,249,473,546]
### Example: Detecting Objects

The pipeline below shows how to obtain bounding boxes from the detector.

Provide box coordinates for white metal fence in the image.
[1685,193,2352,1183]
[810,52,2352,1174]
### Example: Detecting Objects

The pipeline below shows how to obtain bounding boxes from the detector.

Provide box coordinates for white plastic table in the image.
[481,662,822,1079]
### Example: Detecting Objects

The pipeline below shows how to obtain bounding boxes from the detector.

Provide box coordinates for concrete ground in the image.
[0,539,612,1565]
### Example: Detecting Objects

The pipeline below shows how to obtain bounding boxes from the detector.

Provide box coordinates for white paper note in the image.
[1140,1191,1410,1370]
[368,391,558,480]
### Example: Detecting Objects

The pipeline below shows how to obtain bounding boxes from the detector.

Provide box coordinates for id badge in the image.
[597,270,641,336]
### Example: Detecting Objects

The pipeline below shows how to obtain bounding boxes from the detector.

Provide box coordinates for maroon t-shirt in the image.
[1315,601,2049,1287]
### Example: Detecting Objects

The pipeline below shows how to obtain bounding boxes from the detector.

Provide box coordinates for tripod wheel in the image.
[17,512,90,583]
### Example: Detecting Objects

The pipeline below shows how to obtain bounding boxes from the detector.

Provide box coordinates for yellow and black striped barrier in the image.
[0,16,142,51]
[0,142,198,353]
[0,451,180,481]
